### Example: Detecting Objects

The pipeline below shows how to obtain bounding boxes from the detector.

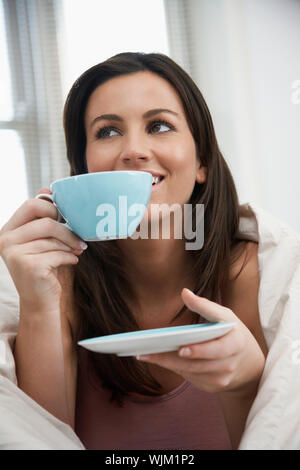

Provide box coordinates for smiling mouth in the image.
[152,175,164,186]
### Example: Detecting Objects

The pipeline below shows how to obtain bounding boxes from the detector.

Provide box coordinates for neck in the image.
[117,236,194,305]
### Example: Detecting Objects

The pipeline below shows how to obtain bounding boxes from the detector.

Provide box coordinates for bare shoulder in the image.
[228,241,259,284]
[222,241,268,356]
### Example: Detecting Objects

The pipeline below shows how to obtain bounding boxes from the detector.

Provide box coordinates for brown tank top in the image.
[75,348,232,450]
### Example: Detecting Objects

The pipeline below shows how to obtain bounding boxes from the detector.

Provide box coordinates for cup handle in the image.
[35,193,72,231]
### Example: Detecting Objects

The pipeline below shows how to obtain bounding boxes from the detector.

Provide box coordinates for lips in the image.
[151,175,165,192]
[131,169,166,189]
[152,175,164,185]
[137,171,165,184]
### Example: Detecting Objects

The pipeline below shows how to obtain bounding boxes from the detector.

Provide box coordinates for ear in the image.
[196,164,207,184]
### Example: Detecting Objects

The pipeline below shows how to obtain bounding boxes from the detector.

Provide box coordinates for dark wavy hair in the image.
[63,52,244,405]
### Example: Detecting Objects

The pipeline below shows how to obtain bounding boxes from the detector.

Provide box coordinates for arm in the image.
[14,265,78,428]
[218,379,260,450]
[14,301,77,429]
[0,194,84,429]
[219,241,268,448]
[222,241,268,355]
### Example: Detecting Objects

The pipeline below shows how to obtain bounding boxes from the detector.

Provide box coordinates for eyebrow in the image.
[89,108,179,129]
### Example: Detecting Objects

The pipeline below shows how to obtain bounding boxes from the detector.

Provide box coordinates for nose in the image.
[118,134,152,167]
[120,151,150,166]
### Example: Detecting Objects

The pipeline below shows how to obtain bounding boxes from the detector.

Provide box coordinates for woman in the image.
[0,52,268,450]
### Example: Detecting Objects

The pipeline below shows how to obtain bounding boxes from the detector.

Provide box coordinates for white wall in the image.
[58,0,169,100]
[182,0,300,232]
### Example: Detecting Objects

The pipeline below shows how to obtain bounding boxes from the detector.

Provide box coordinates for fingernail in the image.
[179,347,191,357]
[186,288,195,295]
[80,241,88,250]
[182,288,194,296]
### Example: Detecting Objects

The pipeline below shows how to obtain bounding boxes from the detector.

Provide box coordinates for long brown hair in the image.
[63,52,243,405]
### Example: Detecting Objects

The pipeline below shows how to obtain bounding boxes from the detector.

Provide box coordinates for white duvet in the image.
[0,203,300,450]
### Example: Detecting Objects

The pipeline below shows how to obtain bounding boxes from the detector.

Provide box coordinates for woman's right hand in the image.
[0,189,87,314]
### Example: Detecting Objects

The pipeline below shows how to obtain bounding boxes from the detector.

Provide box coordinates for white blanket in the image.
[0,203,299,450]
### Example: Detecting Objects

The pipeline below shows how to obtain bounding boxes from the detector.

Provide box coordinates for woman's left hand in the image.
[136,288,266,396]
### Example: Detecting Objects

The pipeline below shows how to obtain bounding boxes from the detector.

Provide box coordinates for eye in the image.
[94,120,174,139]
[148,120,174,134]
[95,126,121,139]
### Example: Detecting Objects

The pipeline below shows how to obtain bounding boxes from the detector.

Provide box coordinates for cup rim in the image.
[50,170,152,188]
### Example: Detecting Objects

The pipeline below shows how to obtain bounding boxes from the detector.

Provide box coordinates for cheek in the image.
[163,141,198,187]
[162,138,197,169]
[85,143,114,173]
[165,142,199,198]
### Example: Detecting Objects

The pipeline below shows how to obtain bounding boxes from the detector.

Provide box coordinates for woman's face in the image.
[84,71,206,209]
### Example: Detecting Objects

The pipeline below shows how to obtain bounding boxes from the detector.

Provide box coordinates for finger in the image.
[178,329,242,360]
[137,353,236,380]
[1,198,58,232]
[36,188,53,201]
[1,217,86,252]
[136,350,185,372]
[136,350,236,377]
[137,350,198,372]
[179,356,237,375]
[37,188,52,194]
[37,250,80,268]
[136,330,238,366]
[181,288,239,323]
[14,237,83,255]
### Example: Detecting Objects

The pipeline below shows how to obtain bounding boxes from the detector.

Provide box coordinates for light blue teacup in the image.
[35,171,152,241]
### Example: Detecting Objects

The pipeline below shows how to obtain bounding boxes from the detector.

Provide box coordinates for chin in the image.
[136,202,184,239]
